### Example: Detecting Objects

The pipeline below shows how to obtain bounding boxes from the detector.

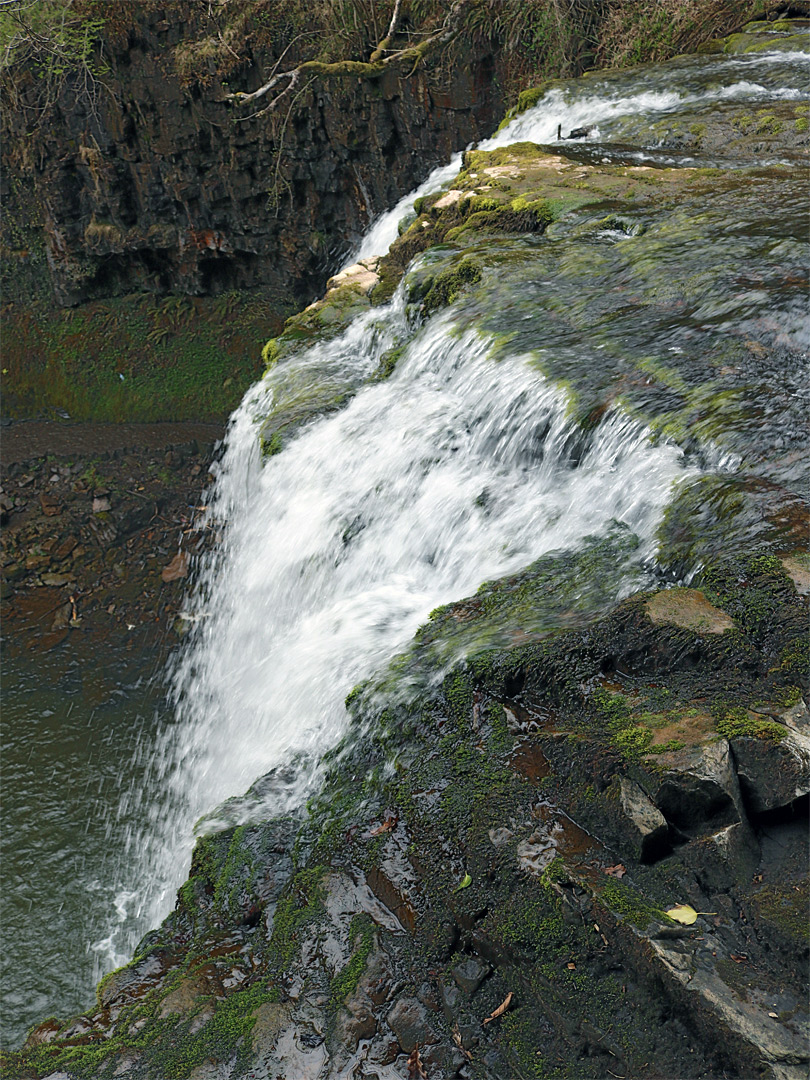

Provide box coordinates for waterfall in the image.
[93,43,808,974]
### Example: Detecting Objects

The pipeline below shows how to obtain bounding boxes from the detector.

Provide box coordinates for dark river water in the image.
[1,633,171,1047]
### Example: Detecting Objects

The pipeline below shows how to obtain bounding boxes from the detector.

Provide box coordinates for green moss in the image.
[795,117,809,133]
[752,881,810,944]
[497,83,551,131]
[715,708,787,742]
[445,205,550,241]
[2,290,282,422]
[612,725,653,758]
[754,113,783,135]
[330,914,375,1005]
[467,194,501,213]
[500,1009,547,1077]
[149,981,277,1079]
[600,879,665,930]
[420,256,482,313]
[260,431,283,458]
[778,637,810,684]
[262,337,281,369]
[487,700,512,753]
[773,684,802,708]
[373,344,405,380]
[269,865,327,969]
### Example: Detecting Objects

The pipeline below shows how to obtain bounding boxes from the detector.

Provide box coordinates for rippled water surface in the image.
[1,638,170,1046]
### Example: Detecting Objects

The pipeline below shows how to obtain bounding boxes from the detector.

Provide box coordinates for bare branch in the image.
[226,0,473,115]
[370,0,404,63]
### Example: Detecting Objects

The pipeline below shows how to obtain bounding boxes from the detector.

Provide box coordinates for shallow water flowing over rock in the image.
[4,25,809,1080]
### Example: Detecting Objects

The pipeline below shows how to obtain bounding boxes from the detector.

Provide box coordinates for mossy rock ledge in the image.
[6,548,808,1079]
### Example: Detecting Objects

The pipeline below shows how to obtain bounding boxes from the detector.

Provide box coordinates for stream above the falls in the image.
[2,42,808,1050]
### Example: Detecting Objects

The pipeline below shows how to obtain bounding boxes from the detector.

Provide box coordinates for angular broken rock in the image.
[651,740,744,833]
[326,258,380,295]
[680,822,759,892]
[40,491,61,516]
[731,730,810,813]
[618,777,669,861]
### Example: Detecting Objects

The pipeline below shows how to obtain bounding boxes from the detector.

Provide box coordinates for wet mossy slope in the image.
[6,549,808,1079]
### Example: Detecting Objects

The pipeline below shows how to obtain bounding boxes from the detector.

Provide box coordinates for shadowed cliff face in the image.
[1,7,502,310]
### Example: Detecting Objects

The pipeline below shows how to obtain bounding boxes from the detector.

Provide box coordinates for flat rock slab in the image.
[781,556,810,596]
[646,588,734,634]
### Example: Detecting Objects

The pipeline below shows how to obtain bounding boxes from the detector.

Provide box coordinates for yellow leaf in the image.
[666,904,698,925]
[455,872,472,891]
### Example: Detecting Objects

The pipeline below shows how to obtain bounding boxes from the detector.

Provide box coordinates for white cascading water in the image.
[351,50,807,266]
[114,298,690,953]
[95,45,807,969]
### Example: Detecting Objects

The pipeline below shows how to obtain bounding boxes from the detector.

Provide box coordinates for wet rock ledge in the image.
[5,548,808,1080]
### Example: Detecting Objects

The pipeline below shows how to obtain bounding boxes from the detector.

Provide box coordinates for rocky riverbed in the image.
[1,422,222,658]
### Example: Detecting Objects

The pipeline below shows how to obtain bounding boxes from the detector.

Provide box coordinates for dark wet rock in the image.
[680,822,760,893]
[386,996,439,1054]
[451,956,491,996]
[333,987,377,1050]
[731,732,810,814]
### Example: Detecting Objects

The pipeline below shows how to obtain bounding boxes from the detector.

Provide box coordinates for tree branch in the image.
[369,0,404,63]
[226,0,472,115]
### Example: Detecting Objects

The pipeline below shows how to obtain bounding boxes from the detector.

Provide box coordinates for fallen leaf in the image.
[369,811,397,836]
[483,991,513,1024]
[666,904,698,925]
[455,872,472,892]
[452,1021,472,1061]
[666,904,717,925]
[161,551,188,582]
[730,954,748,964]
[567,963,576,970]
[604,864,626,878]
[768,1012,778,1019]
[407,1045,427,1078]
